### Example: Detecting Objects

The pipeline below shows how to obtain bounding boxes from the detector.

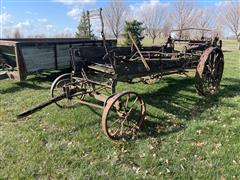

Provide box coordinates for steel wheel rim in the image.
[102,91,146,140]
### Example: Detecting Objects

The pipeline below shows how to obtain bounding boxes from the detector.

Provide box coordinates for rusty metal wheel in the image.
[195,47,224,96]
[50,73,86,108]
[102,91,146,140]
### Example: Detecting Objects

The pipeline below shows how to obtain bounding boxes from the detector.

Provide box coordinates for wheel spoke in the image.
[126,115,138,128]
[125,94,130,110]
[108,117,122,128]
[206,64,212,73]
[129,96,139,110]
[120,121,124,136]
[213,53,219,63]
[110,128,120,136]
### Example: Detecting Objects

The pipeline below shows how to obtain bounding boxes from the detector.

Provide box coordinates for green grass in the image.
[0,40,240,179]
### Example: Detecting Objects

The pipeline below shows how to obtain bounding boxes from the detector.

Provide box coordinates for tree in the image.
[14,28,21,38]
[75,11,94,39]
[213,11,225,38]
[104,0,127,39]
[197,9,212,30]
[142,4,166,44]
[191,8,213,39]
[172,0,197,38]
[223,2,240,50]
[124,20,145,47]
[162,20,172,39]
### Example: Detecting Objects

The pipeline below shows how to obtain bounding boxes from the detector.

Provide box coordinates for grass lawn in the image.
[0,39,239,179]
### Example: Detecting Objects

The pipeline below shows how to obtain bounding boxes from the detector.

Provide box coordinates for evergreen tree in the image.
[123,20,145,47]
[75,11,94,39]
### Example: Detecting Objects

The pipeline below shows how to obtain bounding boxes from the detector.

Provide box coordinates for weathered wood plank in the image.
[22,49,55,56]
[57,52,69,56]
[24,55,55,72]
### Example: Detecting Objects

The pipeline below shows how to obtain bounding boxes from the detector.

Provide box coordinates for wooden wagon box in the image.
[0,38,117,80]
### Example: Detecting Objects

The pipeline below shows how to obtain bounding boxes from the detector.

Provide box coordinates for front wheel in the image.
[50,73,86,108]
[102,91,146,140]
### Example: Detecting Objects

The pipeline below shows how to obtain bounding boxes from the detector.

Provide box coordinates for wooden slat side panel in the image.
[56,44,71,67]
[21,46,55,72]
[71,42,104,48]
[57,57,71,67]
[18,40,116,73]
[21,46,55,56]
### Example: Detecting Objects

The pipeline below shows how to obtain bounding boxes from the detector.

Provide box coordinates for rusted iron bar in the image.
[78,100,104,109]
[17,94,66,119]
[92,93,108,102]
[85,79,112,89]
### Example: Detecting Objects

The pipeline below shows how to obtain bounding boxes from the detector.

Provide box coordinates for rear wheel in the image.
[195,47,224,96]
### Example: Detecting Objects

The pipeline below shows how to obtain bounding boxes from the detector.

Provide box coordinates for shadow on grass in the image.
[138,77,240,139]
[68,77,240,140]
[26,69,71,83]
[0,81,49,94]
[6,74,240,141]
[0,69,71,94]
[139,115,186,139]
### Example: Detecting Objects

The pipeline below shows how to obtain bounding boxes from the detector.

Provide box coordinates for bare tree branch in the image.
[223,1,240,49]
[162,20,172,39]
[103,0,128,39]
[13,29,22,39]
[172,0,197,38]
[142,4,166,44]
[195,8,213,38]
[197,8,213,29]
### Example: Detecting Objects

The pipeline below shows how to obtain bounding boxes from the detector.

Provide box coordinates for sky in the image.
[0,0,227,38]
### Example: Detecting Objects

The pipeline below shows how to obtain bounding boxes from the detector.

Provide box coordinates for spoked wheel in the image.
[195,47,224,96]
[50,73,86,108]
[102,91,146,140]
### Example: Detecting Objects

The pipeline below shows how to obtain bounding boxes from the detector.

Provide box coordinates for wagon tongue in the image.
[17,94,66,119]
